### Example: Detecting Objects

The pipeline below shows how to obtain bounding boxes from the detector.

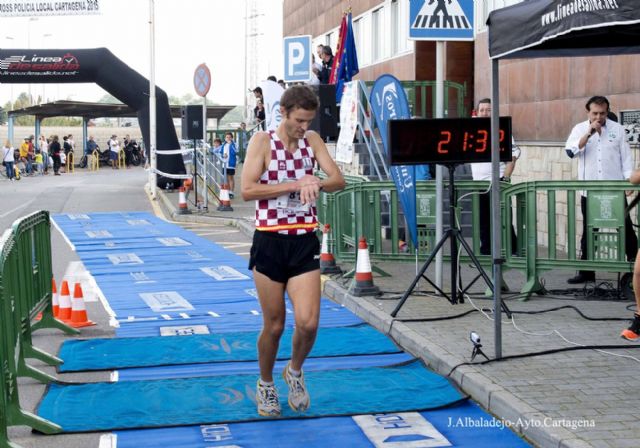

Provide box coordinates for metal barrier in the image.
[318,179,492,263]
[0,211,81,443]
[319,179,640,296]
[503,180,640,294]
[90,149,100,171]
[65,151,74,173]
[118,149,126,169]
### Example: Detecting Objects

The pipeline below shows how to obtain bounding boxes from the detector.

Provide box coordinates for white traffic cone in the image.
[69,283,95,328]
[217,183,234,212]
[352,236,380,296]
[320,224,341,274]
[177,186,191,215]
[58,280,72,321]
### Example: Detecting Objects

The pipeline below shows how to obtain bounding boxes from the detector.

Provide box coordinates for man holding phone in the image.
[565,95,636,284]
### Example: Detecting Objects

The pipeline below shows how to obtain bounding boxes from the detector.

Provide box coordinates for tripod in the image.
[390,164,512,318]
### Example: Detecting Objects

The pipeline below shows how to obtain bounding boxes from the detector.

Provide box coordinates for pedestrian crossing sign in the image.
[409,0,474,41]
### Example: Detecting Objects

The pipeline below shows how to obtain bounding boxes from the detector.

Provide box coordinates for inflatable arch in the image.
[0,47,185,185]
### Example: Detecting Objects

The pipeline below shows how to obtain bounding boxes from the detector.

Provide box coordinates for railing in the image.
[319,179,639,295]
[0,211,78,445]
[207,124,260,163]
[503,180,640,293]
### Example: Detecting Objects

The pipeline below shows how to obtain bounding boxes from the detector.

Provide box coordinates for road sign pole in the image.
[203,95,208,210]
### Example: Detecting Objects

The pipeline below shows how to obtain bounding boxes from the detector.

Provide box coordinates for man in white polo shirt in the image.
[471,98,521,256]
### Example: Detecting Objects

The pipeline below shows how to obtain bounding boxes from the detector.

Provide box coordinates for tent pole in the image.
[149,0,157,198]
[434,41,445,291]
[491,58,502,359]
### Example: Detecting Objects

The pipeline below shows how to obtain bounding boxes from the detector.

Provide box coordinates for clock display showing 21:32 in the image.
[388,117,513,165]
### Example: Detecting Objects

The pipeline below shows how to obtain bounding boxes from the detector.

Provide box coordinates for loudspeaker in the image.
[309,84,339,139]
[181,105,203,140]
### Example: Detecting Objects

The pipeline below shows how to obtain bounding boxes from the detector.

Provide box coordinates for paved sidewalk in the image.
[159,186,640,448]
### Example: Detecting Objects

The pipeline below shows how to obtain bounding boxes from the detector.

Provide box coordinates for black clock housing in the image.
[388,117,513,165]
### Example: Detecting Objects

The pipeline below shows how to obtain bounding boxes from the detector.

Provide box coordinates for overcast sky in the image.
[0,0,283,106]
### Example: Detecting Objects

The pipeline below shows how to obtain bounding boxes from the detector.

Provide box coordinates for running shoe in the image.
[621,314,640,341]
[282,362,310,412]
[256,380,281,417]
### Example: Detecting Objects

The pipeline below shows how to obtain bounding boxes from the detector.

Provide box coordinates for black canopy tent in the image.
[486,0,640,357]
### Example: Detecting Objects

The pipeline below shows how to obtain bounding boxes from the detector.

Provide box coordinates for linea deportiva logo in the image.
[0,52,80,71]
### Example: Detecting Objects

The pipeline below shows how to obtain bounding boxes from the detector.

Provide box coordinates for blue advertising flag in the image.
[369,74,418,249]
[335,12,359,103]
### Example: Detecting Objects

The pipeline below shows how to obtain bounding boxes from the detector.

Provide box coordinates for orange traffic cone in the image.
[352,236,380,296]
[320,224,341,274]
[177,186,191,215]
[217,184,233,211]
[52,277,60,317]
[69,283,95,328]
[58,280,72,321]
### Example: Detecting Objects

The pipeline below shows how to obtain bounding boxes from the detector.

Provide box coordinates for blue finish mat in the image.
[114,307,363,337]
[58,325,401,372]
[114,401,530,447]
[38,360,464,432]
[116,353,415,382]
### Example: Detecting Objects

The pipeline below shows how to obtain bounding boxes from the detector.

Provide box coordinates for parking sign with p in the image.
[283,35,311,82]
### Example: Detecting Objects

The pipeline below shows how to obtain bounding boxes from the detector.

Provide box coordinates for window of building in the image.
[355,15,371,66]
[391,0,411,55]
[372,7,384,62]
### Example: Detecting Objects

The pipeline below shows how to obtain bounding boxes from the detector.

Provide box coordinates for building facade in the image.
[283,0,475,118]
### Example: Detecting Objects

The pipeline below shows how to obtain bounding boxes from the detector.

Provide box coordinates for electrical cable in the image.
[447,343,640,377]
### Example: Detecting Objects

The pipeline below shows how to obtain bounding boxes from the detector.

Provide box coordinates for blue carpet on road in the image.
[115,353,415,382]
[113,401,529,447]
[51,212,527,446]
[58,324,401,372]
[38,360,464,432]
[52,212,342,320]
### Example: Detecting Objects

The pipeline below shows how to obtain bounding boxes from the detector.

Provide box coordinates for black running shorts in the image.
[248,230,320,283]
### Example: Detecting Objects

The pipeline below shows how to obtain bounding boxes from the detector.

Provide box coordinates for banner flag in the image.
[369,74,418,249]
[335,81,358,164]
[331,12,360,103]
[260,80,285,131]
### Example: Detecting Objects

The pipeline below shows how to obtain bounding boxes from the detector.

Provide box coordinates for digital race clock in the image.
[388,117,513,165]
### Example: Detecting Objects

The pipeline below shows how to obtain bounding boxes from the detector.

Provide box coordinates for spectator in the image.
[27,136,35,175]
[565,95,636,284]
[221,132,237,198]
[63,135,72,156]
[86,135,99,155]
[68,134,75,153]
[34,149,43,175]
[318,45,334,84]
[255,100,266,131]
[238,122,249,155]
[39,135,49,174]
[278,79,286,89]
[2,139,15,181]
[267,75,277,82]
[49,135,62,176]
[19,137,31,176]
[108,134,120,169]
